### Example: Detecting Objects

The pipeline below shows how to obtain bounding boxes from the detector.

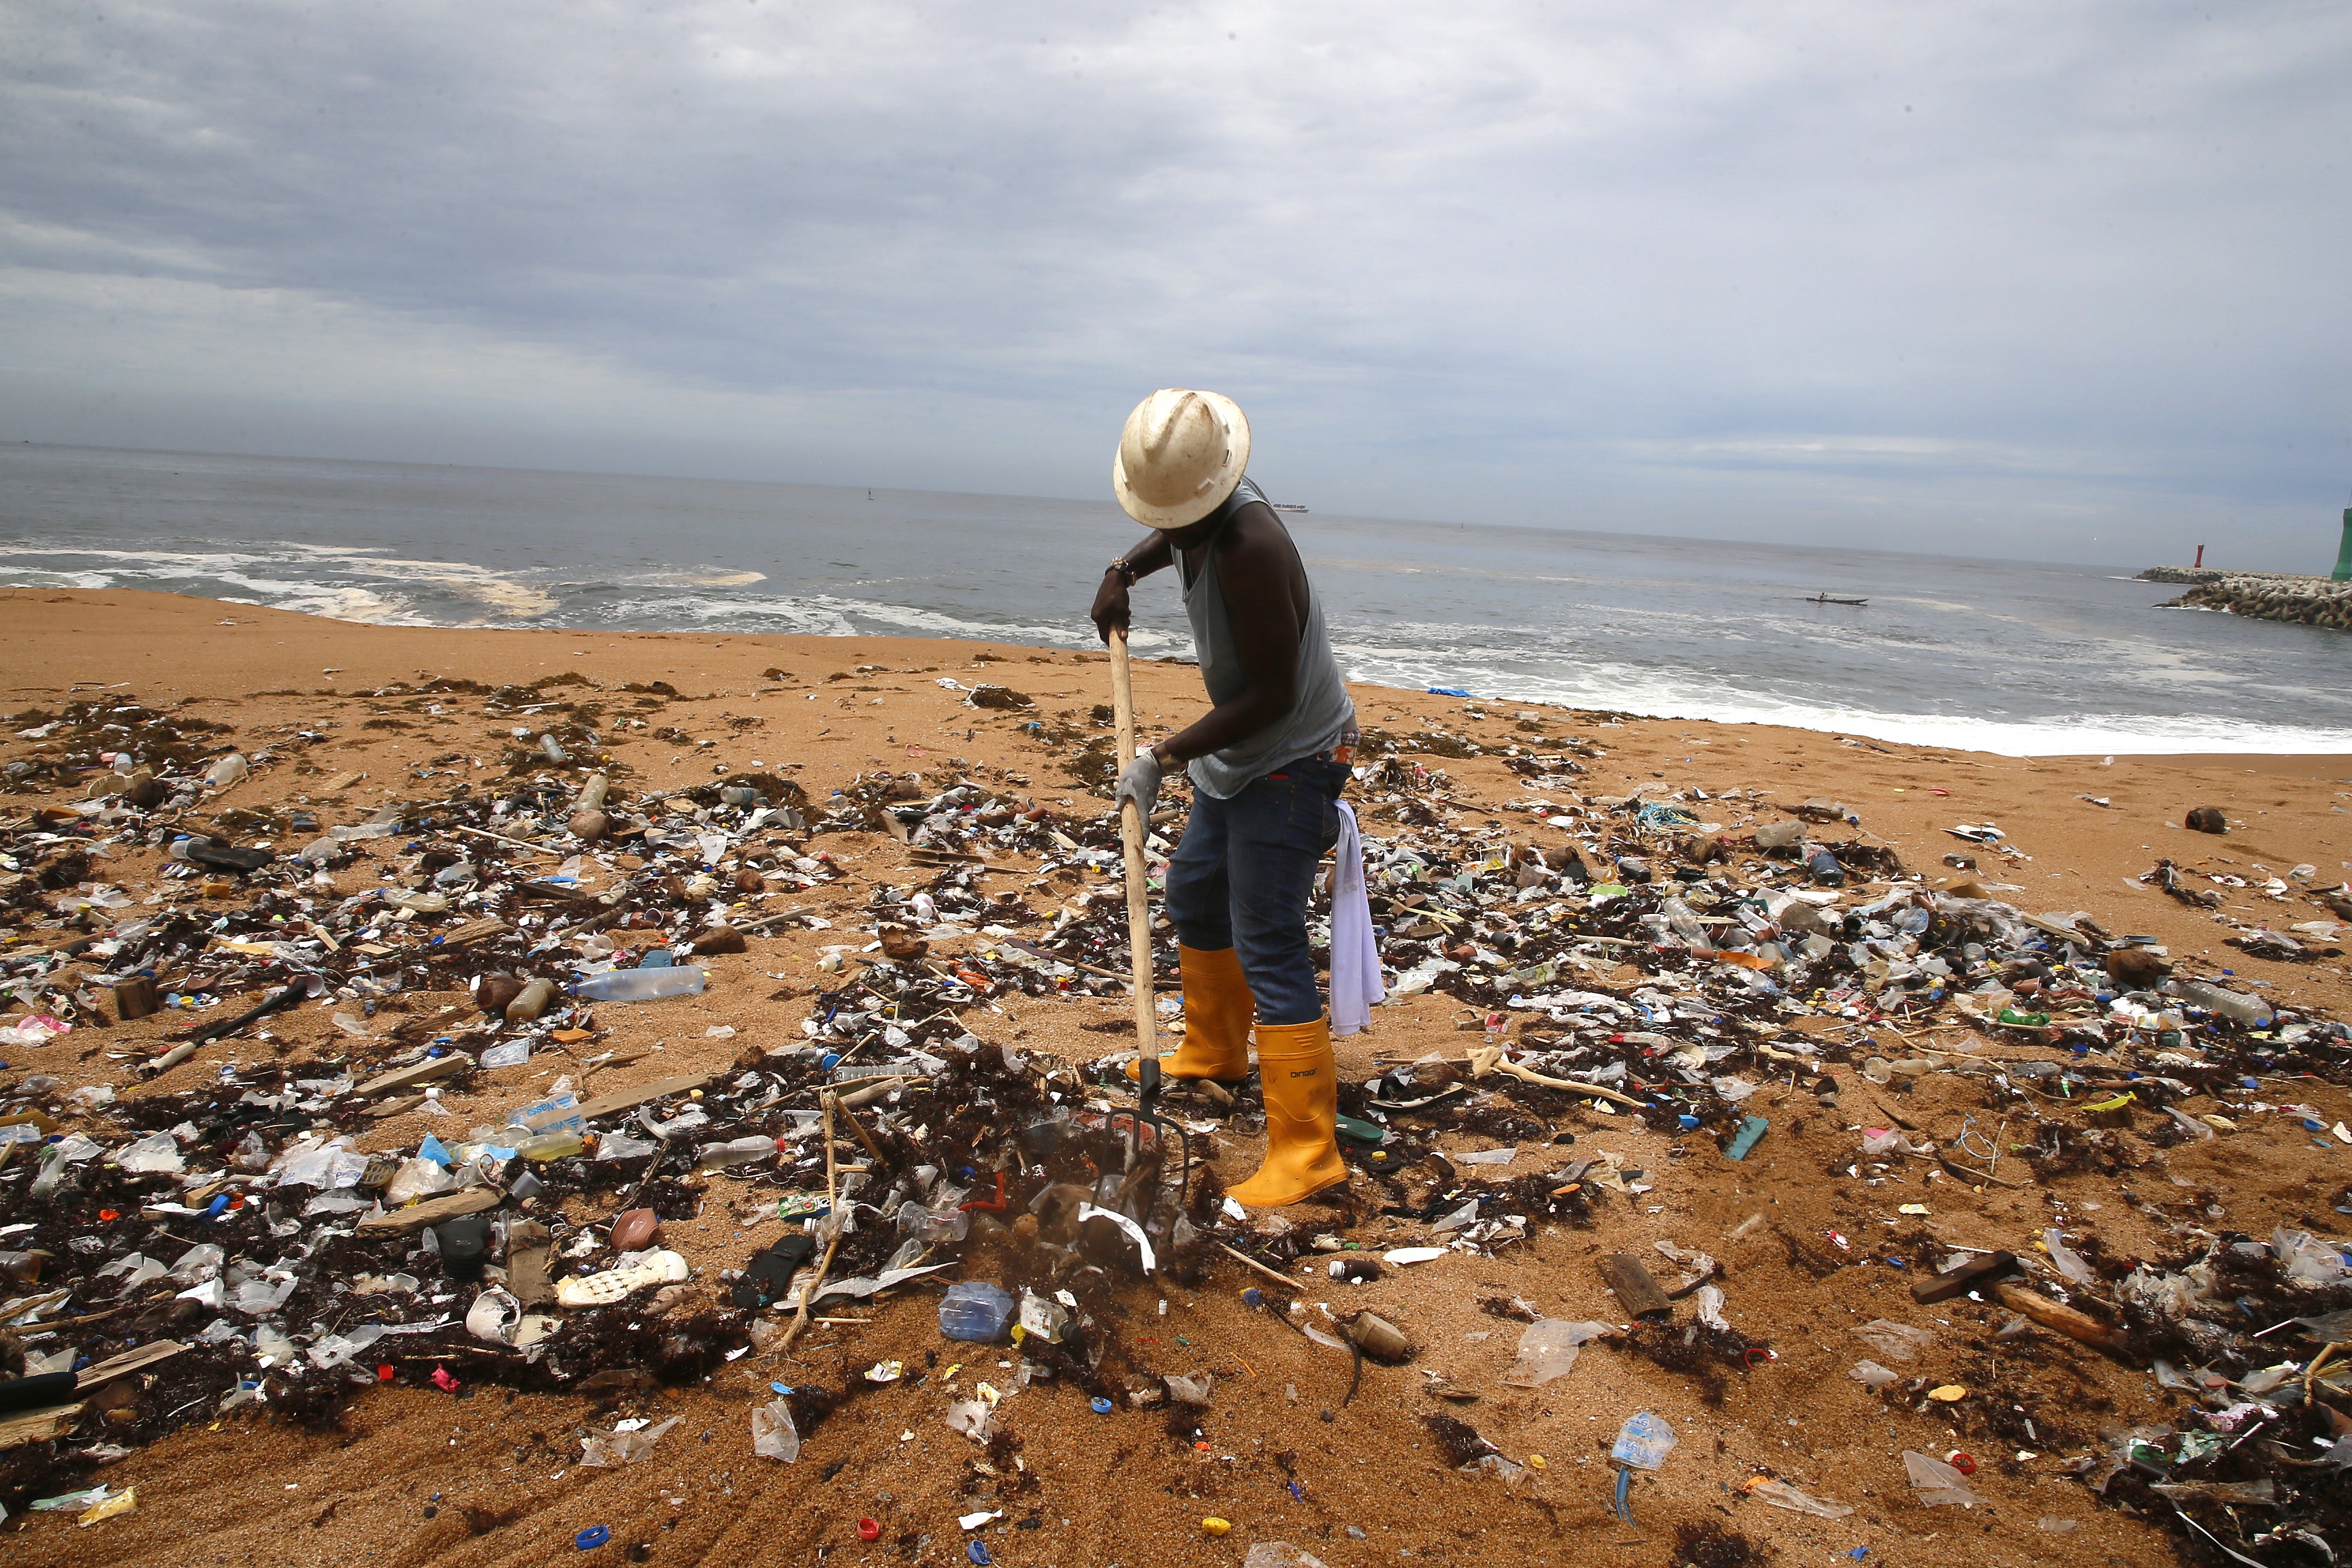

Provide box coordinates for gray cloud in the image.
[2,1,2347,566]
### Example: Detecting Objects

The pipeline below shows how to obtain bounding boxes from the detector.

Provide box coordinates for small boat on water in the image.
[1269,503,1308,513]
[1806,592,1867,606]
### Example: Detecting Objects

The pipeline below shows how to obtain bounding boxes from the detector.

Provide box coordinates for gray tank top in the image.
[1178,476,1356,800]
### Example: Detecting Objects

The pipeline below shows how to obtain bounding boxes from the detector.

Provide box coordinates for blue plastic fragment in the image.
[205,1194,231,1220]
[771,1382,794,1396]
[1242,1288,1264,1309]
[574,1524,610,1550]
[968,1544,992,1565]
[1612,1466,1633,1522]
[1723,1116,1770,1161]
[1678,1114,1700,1132]
[1426,686,1472,698]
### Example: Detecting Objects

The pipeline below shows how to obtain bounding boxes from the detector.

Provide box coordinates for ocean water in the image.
[3,442,2347,757]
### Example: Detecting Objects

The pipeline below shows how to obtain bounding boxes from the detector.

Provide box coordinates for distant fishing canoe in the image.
[1805,593,1867,606]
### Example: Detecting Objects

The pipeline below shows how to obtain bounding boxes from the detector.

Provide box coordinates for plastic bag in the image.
[1745,1477,1854,1518]
[116,1131,185,1176]
[2273,1226,2352,1284]
[384,1156,455,1204]
[2042,1229,2096,1286]
[1503,1320,1610,1388]
[1242,1546,1330,1568]
[1851,1319,1933,1363]
[580,1416,681,1467]
[751,1398,801,1462]
[938,1281,1015,1342]
[1848,1359,1901,1390]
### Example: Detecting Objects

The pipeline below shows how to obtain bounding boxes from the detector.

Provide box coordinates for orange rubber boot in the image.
[1126,945,1253,1084]
[1226,1014,1348,1208]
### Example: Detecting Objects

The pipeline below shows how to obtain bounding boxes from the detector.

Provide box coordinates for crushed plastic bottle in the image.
[1610,1411,1677,1470]
[938,1281,1016,1342]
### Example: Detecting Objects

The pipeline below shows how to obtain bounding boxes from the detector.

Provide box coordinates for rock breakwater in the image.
[2137,567,2352,630]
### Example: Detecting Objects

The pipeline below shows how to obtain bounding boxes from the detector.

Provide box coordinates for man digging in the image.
[1089,387,1358,1209]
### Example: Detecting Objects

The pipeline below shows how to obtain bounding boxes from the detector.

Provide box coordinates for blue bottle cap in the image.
[574,1525,610,1550]
[1090,1396,1113,1415]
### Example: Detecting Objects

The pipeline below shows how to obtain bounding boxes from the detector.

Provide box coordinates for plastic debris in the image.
[1744,1477,1854,1518]
[1904,1449,1985,1507]
[1503,1319,1610,1387]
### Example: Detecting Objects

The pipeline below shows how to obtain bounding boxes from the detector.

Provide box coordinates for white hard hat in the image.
[1111,388,1252,528]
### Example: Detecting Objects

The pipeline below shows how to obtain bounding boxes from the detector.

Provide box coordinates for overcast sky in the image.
[3,1,2347,567]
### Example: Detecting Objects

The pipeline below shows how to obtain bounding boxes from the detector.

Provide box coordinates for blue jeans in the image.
[1164,754,1350,1026]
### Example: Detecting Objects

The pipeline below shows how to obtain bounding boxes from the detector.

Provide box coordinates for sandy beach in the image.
[3,585,2349,1568]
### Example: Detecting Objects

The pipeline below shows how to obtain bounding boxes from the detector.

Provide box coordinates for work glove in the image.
[1113,750,1164,819]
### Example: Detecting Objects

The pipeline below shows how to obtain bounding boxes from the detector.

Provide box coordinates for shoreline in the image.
[7,585,2348,768]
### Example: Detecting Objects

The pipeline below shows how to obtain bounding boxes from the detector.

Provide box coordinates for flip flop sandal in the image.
[732,1234,817,1310]
[556,1247,690,1307]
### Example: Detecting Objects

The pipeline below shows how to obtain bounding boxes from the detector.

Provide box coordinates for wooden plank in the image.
[572,1072,713,1124]
[436,916,511,949]
[354,1051,475,1098]
[0,1401,82,1451]
[1598,1252,1672,1318]
[355,1186,502,1236]
[76,1339,187,1388]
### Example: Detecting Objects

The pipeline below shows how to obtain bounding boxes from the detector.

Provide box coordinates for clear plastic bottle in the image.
[1659,897,1708,947]
[2164,979,2272,1028]
[514,1129,585,1162]
[697,1134,777,1170]
[573,966,706,1003]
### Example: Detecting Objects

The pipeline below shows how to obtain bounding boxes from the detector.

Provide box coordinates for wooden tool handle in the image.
[1993,1281,2135,1361]
[1108,628,1158,1049]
